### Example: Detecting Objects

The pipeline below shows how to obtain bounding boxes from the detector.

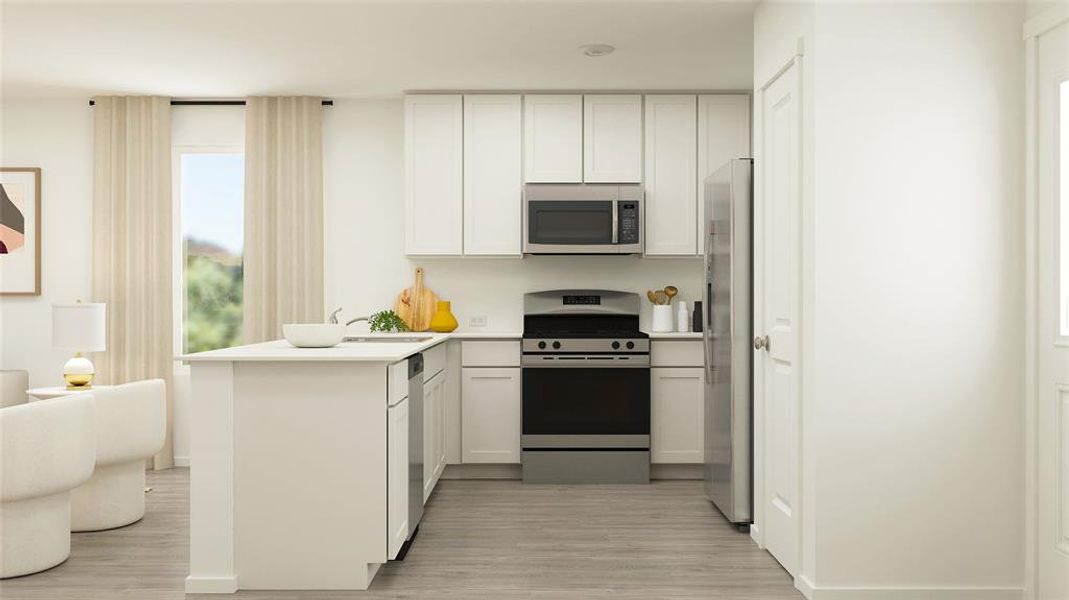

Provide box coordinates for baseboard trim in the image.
[440,463,703,480]
[651,463,703,479]
[795,578,1022,600]
[185,575,237,594]
[174,456,190,467]
[441,463,521,479]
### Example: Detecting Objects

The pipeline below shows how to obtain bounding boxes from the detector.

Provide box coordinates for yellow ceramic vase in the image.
[429,300,458,333]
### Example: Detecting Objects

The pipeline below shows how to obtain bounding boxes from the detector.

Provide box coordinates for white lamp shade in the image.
[52,303,107,351]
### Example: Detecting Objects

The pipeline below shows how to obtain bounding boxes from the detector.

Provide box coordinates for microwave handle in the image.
[611,201,619,244]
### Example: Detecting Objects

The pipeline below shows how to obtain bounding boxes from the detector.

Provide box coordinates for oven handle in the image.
[521,355,650,368]
[611,201,619,244]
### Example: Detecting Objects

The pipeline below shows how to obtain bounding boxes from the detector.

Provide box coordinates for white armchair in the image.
[0,369,29,408]
[0,395,96,578]
[70,379,166,532]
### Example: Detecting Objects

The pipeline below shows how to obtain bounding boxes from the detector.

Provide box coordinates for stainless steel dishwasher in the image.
[397,352,424,559]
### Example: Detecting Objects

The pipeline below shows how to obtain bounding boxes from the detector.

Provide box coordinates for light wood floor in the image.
[0,468,802,599]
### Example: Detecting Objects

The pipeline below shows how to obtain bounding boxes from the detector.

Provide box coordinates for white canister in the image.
[676,301,689,332]
[651,305,674,332]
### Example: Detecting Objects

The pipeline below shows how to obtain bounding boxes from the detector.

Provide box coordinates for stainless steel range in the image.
[521,289,651,484]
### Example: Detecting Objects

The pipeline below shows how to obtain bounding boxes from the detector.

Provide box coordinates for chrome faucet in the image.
[328,307,368,327]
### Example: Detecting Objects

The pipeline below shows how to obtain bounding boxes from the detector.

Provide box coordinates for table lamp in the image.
[52,301,106,389]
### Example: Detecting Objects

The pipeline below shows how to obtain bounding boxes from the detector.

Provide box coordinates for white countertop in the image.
[645,331,703,339]
[180,332,452,363]
[180,328,702,363]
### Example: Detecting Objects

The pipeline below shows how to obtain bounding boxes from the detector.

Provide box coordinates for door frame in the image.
[751,34,812,589]
[1024,6,1069,600]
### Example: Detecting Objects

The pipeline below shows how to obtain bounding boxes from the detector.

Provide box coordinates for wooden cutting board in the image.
[394,267,439,332]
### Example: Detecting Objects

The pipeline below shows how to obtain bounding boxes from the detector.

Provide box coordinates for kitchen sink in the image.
[343,336,434,343]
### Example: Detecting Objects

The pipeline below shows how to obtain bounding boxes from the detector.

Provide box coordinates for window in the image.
[178,152,244,352]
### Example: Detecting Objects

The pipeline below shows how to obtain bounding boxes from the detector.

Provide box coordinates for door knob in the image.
[753,335,770,351]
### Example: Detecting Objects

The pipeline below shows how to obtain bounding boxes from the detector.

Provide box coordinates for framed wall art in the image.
[1,167,42,295]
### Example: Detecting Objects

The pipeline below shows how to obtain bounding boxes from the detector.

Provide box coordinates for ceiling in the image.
[0,1,756,99]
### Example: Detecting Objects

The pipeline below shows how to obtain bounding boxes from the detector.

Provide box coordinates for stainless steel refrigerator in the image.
[702,158,753,526]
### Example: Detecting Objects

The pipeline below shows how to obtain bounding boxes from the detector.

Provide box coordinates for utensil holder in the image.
[651,305,674,332]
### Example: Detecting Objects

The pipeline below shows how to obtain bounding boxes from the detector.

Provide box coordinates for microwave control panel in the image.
[618,202,640,244]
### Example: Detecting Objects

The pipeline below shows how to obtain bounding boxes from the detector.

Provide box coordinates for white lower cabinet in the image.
[387,396,409,559]
[423,370,447,502]
[650,367,705,464]
[461,368,522,463]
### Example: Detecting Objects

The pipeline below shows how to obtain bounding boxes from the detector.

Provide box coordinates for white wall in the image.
[0,100,93,389]
[783,1,1025,595]
[323,99,704,333]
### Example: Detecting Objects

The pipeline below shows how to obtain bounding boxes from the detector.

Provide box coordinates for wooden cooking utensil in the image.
[647,290,659,305]
[394,267,440,331]
[664,286,678,304]
[654,290,668,305]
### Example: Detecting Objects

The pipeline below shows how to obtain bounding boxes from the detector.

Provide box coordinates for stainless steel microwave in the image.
[522,184,643,255]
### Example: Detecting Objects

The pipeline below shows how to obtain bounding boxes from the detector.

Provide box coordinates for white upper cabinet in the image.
[583,94,643,183]
[697,94,751,255]
[523,95,583,183]
[644,95,698,255]
[404,95,464,255]
[464,95,522,255]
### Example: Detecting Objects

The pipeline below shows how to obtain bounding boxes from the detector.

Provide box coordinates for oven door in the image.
[521,363,650,449]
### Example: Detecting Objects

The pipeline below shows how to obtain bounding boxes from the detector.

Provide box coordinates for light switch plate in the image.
[468,315,487,328]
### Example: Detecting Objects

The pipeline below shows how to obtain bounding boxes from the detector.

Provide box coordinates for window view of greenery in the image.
[181,153,244,353]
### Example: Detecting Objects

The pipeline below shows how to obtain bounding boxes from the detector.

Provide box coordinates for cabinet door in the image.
[644,95,698,255]
[434,373,447,479]
[697,95,750,255]
[651,368,704,464]
[387,398,409,559]
[584,94,643,183]
[523,95,582,183]
[405,95,463,255]
[461,368,521,463]
[464,95,522,255]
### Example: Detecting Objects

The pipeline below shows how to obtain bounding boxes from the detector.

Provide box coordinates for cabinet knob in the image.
[753,335,770,351]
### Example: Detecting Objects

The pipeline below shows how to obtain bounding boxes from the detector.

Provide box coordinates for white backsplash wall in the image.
[323,98,704,332]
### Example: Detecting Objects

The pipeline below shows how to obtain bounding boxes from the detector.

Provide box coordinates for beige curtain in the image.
[91,96,174,470]
[243,97,324,343]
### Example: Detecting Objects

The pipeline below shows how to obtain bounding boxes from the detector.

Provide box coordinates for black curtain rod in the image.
[88,99,333,107]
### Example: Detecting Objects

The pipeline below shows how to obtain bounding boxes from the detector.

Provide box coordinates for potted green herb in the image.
[368,310,409,333]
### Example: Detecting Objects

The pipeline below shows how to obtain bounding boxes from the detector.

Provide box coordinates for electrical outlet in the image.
[468,315,487,328]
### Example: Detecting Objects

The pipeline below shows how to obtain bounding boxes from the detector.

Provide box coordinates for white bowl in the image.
[283,324,346,348]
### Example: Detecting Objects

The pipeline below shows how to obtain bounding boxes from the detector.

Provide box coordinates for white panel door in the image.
[644,95,698,255]
[1036,18,1069,600]
[650,368,704,464]
[697,95,751,255]
[584,94,643,183]
[386,398,408,559]
[404,95,463,255]
[755,60,801,576]
[461,368,521,463]
[423,371,443,502]
[464,95,522,255]
[524,95,583,183]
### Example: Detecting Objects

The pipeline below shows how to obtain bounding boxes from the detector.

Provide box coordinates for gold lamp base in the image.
[62,352,96,390]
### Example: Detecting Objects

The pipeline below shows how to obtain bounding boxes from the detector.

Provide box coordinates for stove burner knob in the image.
[611,341,621,350]
[537,341,547,350]
[552,341,561,350]
[626,341,635,350]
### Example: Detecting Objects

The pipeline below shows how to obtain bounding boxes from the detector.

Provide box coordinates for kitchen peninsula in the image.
[182,333,455,593]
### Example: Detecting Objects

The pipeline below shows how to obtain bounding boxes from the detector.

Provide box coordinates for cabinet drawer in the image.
[651,340,704,367]
[461,340,521,367]
[424,342,446,381]
[388,361,409,406]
